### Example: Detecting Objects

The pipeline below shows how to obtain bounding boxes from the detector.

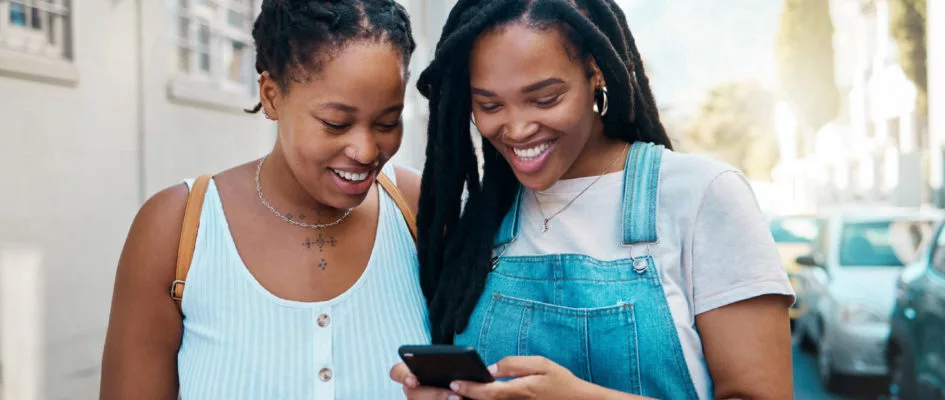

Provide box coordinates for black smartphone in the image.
[398,345,495,389]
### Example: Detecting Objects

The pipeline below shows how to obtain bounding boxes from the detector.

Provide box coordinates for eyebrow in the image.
[319,103,358,113]
[317,103,404,115]
[379,104,405,115]
[471,77,565,98]
[522,78,564,94]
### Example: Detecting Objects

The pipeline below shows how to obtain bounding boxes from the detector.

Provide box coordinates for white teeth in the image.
[332,169,369,182]
[513,142,552,159]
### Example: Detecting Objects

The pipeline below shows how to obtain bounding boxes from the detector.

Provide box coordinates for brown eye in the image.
[321,120,350,131]
[479,103,501,113]
[377,120,402,132]
[535,95,561,108]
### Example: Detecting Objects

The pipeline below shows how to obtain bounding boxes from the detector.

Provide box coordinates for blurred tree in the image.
[681,81,780,180]
[776,0,840,153]
[889,0,927,115]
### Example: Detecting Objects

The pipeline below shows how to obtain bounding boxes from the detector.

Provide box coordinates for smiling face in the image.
[262,41,408,210]
[469,22,612,191]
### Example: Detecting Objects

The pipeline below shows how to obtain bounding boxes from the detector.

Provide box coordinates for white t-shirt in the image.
[504,149,795,399]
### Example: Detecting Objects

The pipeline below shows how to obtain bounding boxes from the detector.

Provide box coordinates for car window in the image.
[770,217,819,244]
[839,220,936,267]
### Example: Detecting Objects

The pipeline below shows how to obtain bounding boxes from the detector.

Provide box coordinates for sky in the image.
[615,0,784,118]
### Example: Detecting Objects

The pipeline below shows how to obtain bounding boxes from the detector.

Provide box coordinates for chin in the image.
[510,169,560,192]
[328,190,372,210]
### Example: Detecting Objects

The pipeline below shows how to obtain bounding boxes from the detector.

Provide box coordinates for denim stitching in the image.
[477,295,500,363]
[583,313,592,381]
[493,294,634,317]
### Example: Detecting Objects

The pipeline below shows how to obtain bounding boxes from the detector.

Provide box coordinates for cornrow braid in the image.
[245,0,416,113]
[416,0,673,344]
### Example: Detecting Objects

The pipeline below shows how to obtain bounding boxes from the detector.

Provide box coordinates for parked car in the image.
[794,207,942,392]
[769,215,821,333]
[887,220,945,399]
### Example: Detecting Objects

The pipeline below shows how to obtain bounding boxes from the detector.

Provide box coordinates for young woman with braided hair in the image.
[391,0,795,399]
[101,1,431,398]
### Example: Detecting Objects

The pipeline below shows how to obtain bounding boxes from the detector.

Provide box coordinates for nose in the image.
[501,110,540,143]
[344,130,380,165]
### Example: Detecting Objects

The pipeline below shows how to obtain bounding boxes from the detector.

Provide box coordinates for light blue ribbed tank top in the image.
[177,164,431,399]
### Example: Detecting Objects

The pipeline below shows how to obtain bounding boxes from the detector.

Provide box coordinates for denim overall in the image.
[454,142,700,399]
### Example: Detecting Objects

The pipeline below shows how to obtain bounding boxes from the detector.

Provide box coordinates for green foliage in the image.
[682,82,781,180]
[776,0,840,132]
[889,0,927,114]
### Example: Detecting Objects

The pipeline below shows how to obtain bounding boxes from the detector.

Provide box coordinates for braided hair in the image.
[416,0,673,344]
[245,0,416,113]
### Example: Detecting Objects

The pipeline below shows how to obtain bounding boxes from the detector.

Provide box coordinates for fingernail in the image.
[488,364,498,374]
[405,376,418,388]
[448,395,461,400]
[450,381,460,392]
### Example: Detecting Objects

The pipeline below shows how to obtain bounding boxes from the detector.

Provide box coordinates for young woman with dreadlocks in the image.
[391,0,795,399]
[101,1,430,398]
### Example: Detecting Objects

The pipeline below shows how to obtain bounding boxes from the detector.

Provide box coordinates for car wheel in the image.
[818,336,841,392]
[888,346,917,400]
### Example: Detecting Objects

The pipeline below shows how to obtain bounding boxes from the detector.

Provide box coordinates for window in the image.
[174,0,256,95]
[839,219,937,267]
[770,217,820,244]
[0,0,71,60]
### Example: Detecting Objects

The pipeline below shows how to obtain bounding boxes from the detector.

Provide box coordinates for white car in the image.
[793,207,943,392]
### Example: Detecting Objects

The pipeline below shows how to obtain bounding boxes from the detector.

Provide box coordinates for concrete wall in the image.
[0,1,143,398]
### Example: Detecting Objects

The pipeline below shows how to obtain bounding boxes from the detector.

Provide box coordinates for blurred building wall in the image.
[781,0,924,212]
[929,0,945,206]
[0,1,447,398]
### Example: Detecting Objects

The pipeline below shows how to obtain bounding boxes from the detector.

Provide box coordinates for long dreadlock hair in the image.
[244,0,416,113]
[416,0,674,344]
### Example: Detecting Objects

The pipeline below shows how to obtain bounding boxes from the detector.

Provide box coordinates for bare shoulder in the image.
[110,182,192,312]
[393,165,421,215]
[101,183,192,398]
[124,183,191,270]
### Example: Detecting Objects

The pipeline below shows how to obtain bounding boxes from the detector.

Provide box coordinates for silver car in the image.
[793,207,942,392]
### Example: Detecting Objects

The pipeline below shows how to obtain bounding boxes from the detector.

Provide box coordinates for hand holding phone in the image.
[397,345,495,389]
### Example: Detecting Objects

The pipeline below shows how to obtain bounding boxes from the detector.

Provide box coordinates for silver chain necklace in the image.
[533,142,629,233]
[256,157,353,230]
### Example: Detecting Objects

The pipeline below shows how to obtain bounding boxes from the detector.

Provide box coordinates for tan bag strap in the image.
[376,172,418,243]
[171,175,212,306]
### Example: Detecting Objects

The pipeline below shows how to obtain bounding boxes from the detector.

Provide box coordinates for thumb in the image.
[390,362,419,388]
[491,356,556,379]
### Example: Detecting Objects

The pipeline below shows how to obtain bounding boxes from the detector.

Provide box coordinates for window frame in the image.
[0,0,76,85]
[169,0,259,111]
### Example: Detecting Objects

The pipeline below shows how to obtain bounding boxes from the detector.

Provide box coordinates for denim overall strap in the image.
[493,188,523,248]
[622,141,664,245]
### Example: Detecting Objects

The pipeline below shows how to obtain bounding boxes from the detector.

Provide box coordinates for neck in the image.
[560,122,628,180]
[260,147,349,219]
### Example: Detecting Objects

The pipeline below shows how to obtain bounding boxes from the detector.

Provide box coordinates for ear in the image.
[259,71,283,120]
[585,56,605,90]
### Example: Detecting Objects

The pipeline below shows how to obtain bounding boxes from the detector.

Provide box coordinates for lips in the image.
[511,141,553,160]
[330,168,370,183]
[329,166,378,196]
[505,138,558,174]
